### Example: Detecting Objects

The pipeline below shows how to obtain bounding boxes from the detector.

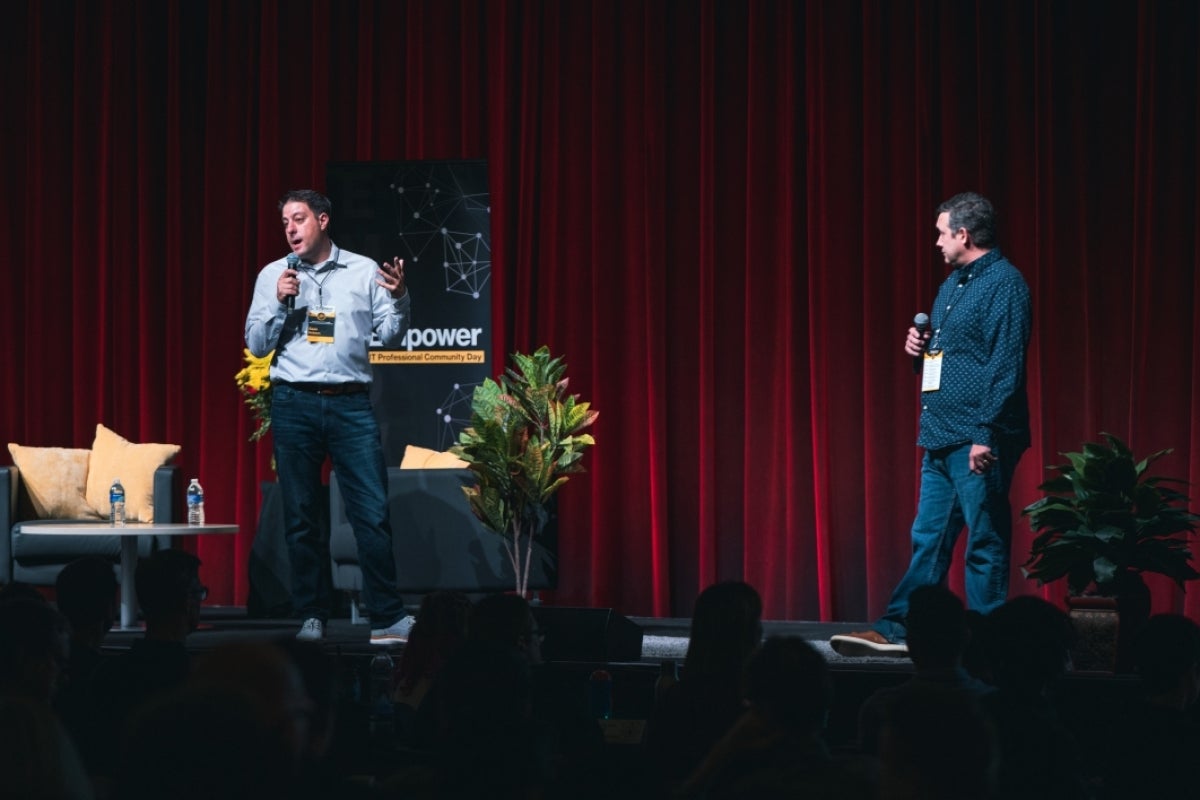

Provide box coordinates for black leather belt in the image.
[277,381,369,396]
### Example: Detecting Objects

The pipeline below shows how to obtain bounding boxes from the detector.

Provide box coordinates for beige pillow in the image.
[6,444,101,520]
[425,450,469,469]
[399,444,468,469]
[84,424,180,523]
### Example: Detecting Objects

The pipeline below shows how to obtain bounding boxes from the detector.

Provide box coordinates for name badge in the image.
[922,351,943,392]
[307,306,336,343]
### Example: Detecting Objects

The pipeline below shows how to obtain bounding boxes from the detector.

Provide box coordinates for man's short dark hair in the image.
[56,556,118,630]
[278,189,332,217]
[1134,613,1200,695]
[135,549,201,622]
[743,636,832,732]
[467,593,534,650]
[937,192,997,248]
[905,584,969,663]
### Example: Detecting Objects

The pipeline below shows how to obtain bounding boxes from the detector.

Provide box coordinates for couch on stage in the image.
[2,425,181,586]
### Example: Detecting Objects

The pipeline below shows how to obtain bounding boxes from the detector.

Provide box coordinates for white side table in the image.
[27,522,237,629]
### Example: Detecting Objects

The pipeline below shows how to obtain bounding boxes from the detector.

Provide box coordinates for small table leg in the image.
[117,535,139,630]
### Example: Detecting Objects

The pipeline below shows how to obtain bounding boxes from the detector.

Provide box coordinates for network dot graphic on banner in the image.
[390,164,491,300]
[436,381,482,450]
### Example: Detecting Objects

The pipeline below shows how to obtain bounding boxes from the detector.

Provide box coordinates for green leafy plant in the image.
[1022,432,1200,596]
[451,346,598,596]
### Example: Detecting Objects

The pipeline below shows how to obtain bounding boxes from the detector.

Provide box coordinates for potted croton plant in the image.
[1021,432,1200,670]
[452,346,598,597]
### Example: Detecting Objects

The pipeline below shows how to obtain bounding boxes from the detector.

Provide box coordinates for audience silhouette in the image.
[112,646,305,800]
[12,562,1194,800]
[393,589,471,744]
[977,595,1092,800]
[385,592,616,799]
[680,635,878,799]
[878,683,998,800]
[1100,612,1200,799]
[0,597,69,703]
[643,580,763,792]
[0,595,93,798]
[54,557,118,741]
[857,584,994,754]
[76,548,205,778]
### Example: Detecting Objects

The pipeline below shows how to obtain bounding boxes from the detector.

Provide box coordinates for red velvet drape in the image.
[4,1,1198,621]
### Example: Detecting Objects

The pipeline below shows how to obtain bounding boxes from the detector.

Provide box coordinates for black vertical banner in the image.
[326,160,492,464]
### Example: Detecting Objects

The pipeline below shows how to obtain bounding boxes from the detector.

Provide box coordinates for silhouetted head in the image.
[56,556,118,637]
[0,599,69,702]
[685,581,763,679]
[905,584,970,669]
[880,686,998,800]
[468,593,541,664]
[135,549,203,633]
[1133,613,1200,704]
[743,635,832,734]
[984,595,1074,692]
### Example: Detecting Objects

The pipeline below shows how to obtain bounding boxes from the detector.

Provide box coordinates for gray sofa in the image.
[1,465,181,586]
[328,467,558,620]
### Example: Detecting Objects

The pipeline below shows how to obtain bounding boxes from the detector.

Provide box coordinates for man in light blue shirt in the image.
[245,189,414,645]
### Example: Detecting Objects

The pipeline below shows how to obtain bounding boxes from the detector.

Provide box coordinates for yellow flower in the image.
[236,349,274,441]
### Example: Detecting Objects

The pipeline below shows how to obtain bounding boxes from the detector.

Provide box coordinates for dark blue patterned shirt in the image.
[918,248,1031,451]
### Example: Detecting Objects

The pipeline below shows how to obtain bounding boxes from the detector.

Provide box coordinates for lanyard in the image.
[928,270,972,353]
[302,261,338,307]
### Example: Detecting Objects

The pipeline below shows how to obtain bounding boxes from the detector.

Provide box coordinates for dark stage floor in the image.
[99,605,896,667]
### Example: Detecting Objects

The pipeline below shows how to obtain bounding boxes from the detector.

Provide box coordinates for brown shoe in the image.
[829,630,909,658]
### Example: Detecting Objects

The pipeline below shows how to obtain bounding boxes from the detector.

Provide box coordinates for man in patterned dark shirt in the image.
[832,192,1032,656]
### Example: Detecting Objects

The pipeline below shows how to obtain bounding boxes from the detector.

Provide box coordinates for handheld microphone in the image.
[285,253,301,312]
[913,312,930,332]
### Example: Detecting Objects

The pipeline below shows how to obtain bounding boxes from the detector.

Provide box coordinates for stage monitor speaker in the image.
[532,606,644,663]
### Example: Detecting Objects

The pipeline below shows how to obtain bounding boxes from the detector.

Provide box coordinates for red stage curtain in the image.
[3,0,1198,621]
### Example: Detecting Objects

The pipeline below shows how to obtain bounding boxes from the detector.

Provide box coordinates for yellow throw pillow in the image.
[400,445,439,469]
[6,444,101,520]
[84,424,180,523]
[424,450,469,469]
[399,444,468,469]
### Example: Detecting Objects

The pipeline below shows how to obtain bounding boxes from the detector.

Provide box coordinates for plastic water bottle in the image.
[655,658,679,705]
[589,668,613,720]
[109,478,126,527]
[186,478,205,526]
[367,651,395,739]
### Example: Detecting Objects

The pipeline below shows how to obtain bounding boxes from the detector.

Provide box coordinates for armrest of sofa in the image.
[0,466,16,583]
[153,465,181,524]
[151,465,182,549]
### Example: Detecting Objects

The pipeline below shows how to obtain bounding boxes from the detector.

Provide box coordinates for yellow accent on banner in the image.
[371,350,487,365]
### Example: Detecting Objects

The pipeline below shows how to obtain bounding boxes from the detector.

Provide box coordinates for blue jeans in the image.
[873,441,1021,643]
[271,383,405,627]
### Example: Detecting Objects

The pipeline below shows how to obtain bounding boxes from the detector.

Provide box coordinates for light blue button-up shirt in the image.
[245,244,411,384]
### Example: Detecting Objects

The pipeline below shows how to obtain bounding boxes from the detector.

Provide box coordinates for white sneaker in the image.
[829,631,909,657]
[370,614,416,645]
[296,618,324,642]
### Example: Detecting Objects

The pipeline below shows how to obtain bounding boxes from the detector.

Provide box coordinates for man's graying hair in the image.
[278,189,332,217]
[937,192,997,248]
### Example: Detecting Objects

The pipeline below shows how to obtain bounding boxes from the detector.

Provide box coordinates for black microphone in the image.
[913,312,930,356]
[285,253,301,312]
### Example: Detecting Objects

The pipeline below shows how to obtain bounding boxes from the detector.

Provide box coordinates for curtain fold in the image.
[4,0,1198,621]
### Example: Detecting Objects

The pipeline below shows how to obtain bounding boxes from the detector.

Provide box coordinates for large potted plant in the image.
[452,346,598,596]
[1021,432,1200,670]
